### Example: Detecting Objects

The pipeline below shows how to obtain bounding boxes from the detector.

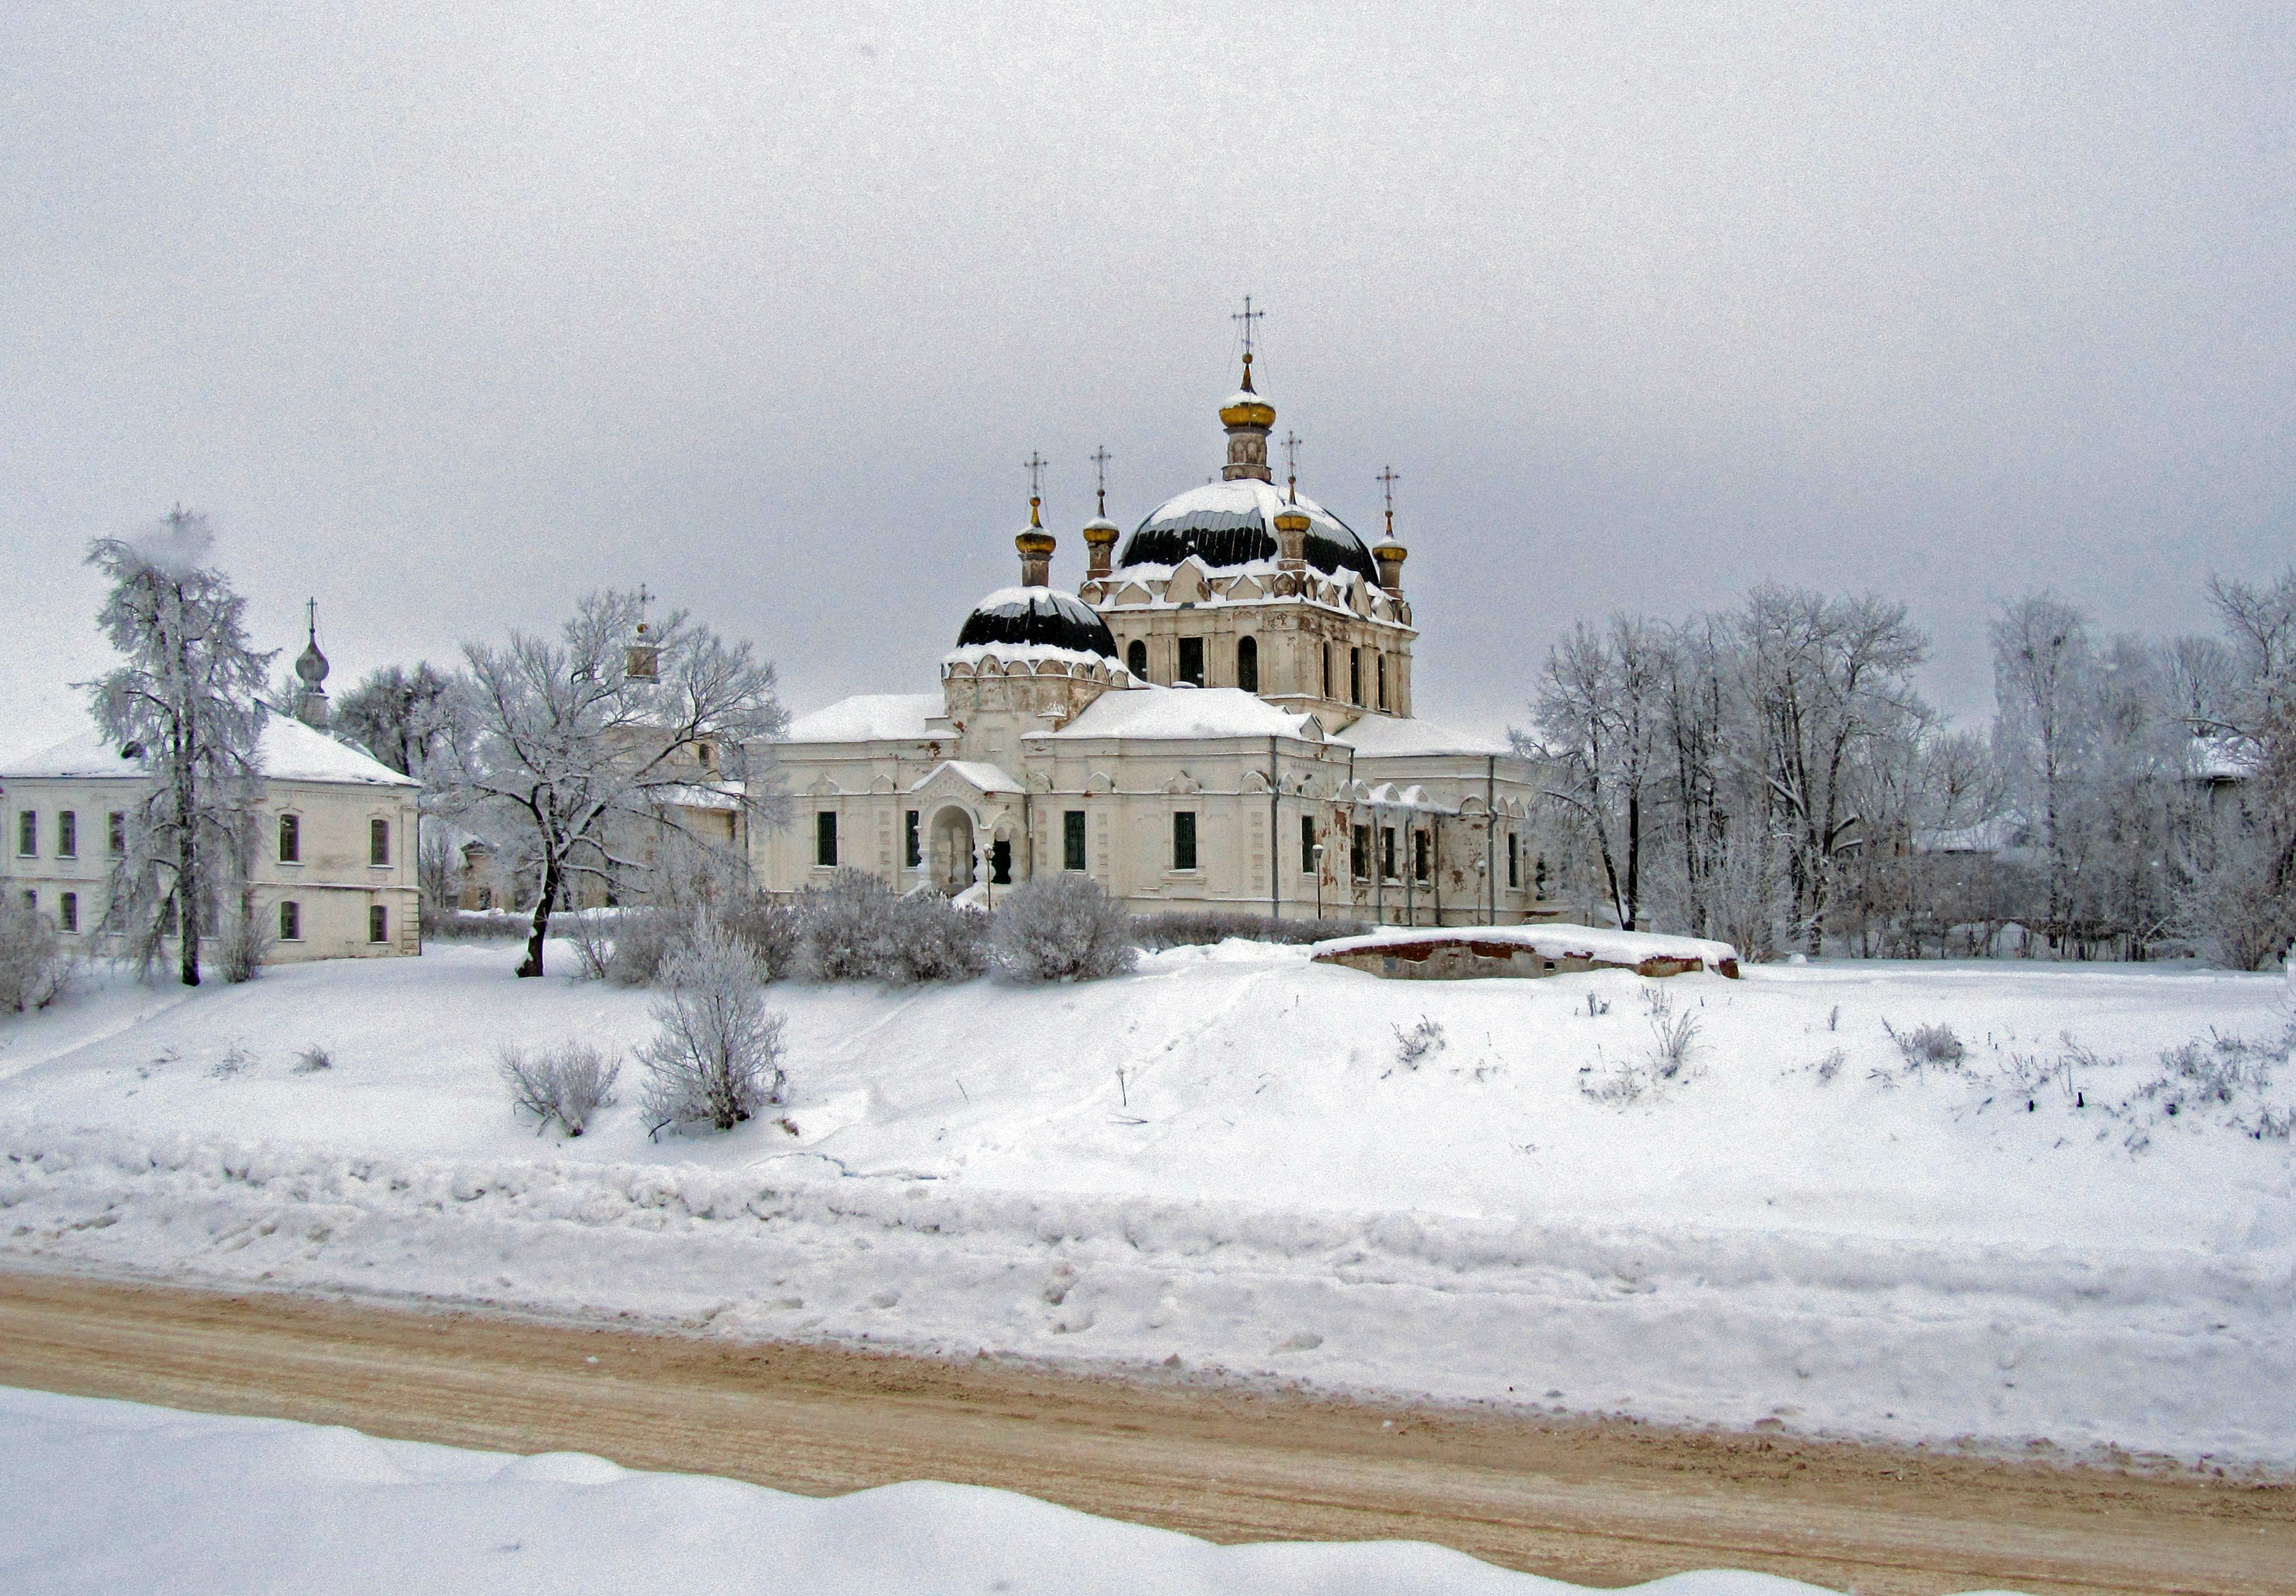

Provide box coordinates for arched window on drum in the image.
[1236,635,1259,694]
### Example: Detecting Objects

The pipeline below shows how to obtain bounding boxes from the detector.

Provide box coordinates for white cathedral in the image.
[750,348,1551,926]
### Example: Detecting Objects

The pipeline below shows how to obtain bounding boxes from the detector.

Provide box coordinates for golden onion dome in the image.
[1272,501,1312,534]
[1220,390,1276,429]
[1016,528,1054,556]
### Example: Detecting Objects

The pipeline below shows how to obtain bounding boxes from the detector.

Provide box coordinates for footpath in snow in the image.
[0,938,2290,1467]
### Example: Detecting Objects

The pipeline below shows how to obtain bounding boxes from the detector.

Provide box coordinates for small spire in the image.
[305,596,318,646]
[1025,451,1047,527]
[1090,446,1110,518]
[1378,465,1400,538]
[1282,432,1302,503]
[1231,295,1264,393]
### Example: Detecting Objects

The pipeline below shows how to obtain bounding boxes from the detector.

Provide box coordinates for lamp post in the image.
[1312,841,1325,922]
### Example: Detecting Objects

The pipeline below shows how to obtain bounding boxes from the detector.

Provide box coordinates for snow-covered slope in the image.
[0,1387,1826,1596]
[1,943,2289,1464]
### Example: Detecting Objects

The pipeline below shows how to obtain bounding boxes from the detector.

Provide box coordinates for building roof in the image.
[1118,480,1378,584]
[1333,715,1514,759]
[1036,686,1319,742]
[0,711,418,789]
[955,587,1118,660]
[909,760,1023,796]
[782,694,944,743]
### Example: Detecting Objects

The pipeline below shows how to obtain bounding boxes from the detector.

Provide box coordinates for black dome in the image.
[1116,480,1379,584]
[955,587,1119,658]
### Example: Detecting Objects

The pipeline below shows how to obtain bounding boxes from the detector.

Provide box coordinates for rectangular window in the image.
[1381,826,1397,880]
[1063,810,1087,871]
[279,814,301,864]
[815,811,838,867]
[56,811,77,859]
[990,837,1013,885]
[1351,824,1370,880]
[1300,815,1317,874]
[1172,811,1198,872]
[15,811,34,857]
[1236,636,1259,693]
[1177,636,1204,687]
[59,892,77,933]
[108,812,126,858]
[1376,654,1388,711]
[1349,648,1362,706]
[369,817,391,866]
[904,810,921,868]
[1414,829,1430,882]
[279,901,301,941]
[1507,832,1520,888]
[368,904,388,944]
[1321,643,1332,698]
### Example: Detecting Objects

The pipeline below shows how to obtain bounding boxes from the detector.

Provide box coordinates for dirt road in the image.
[0,1269,2285,1595]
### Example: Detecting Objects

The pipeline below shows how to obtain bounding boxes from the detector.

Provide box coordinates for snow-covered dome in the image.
[1118,479,1379,582]
[955,586,1118,659]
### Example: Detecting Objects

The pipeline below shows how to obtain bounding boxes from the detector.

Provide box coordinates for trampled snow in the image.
[0,1386,1849,1596]
[1,941,2291,1465]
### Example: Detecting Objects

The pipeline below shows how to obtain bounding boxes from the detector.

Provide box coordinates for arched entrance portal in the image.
[929,807,976,896]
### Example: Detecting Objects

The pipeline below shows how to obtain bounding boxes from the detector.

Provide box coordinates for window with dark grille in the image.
[369,817,391,866]
[56,811,75,858]
[1508,832,1520,888]
[368,904,388,943]
[279,814,300,864]
[1381,826,1396,879]
[1063,810,1087,871]
[1237,636,1259,693]
[1351,824,1370,879]
[15,811,34,857]
[59,893,77,933]
[1178,636,1204,686]
[816,811,838,867]
[1172,811,1197,871]
[1376,654,1388,711]
[1321,643,1332,698]
[108,812,126,858]
[905,810,921,868]
[279,901,301,941]
[1349,648,1362,705]
[1300,815,1316,873]
[1414,829,1430,881]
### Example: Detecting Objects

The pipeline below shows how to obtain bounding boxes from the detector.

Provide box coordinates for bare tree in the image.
[2181,570,2296,967]
[444,590,786,977]
[1524,616,1668,929]
[1990,595,2094,947]
[337,661,463,779]
[81,510,276,986]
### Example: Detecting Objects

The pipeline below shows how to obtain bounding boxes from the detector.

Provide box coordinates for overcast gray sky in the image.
[5,2,2292,759]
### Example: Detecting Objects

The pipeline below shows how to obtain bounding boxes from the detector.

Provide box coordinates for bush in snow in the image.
[0,898,69,1014]
[884,889,988,986]
[1645,1008,1703,1080]
[717,892,803,982]
[1884,1020,1967,1069]
[499,1040,622,1136]
[292,1044,333,1074]
[1392,1016,1445,1069]
[1130,910,1367,950]
[216,892,273,984]
[797,868,897,982]
[993,875,1136,983]
[640,913,785,1134]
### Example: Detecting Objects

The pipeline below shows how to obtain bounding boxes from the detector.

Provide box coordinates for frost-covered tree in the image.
[2182,568,2296,968]
[639,912,784,1134]
[443,590,786,978]
[336,661,462,779]
[1990,594,2094,943]
[81,509,276,986]
[1525,616,1667,930]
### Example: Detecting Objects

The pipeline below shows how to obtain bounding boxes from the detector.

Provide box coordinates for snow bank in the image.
[1315,922,1740,976]
[0,1386,1836,1596]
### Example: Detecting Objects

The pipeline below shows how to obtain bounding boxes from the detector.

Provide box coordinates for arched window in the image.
[1321,643,1332,698]
[1349,647,1362,706]
[1127,639,1148,679]
[1237,636,1259,694]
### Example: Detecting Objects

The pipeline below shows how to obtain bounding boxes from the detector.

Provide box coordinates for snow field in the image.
[1,939,2291,1464]
[1,1386,1851,1596]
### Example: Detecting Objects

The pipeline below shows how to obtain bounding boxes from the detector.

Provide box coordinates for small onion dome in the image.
[1081,516,1121,543]
[1272,500,1312,535]
[1016,528,1054,558]
[1219,389,1276,429]
[955,586,1118,659]
[1373,539,1407,561]
[294,636,329,686]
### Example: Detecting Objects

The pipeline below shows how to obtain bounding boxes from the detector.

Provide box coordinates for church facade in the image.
[749,355,1551,926]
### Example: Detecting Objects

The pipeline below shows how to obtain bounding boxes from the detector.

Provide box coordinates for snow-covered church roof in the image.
[0,710,419,788]
[1332,715,1513,759]
[1036,686,1319,742]
[954,587,1118,660]
[782,694,944,744]
[1119,479,1378,584]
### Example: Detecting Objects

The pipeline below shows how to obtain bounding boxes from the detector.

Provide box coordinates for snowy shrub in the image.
[564,909,616,980]
[1130,910,1367,950]
[604,908,683,987]
[211,1044,253,1079]
[292,1045,333,1074]
[798,868,898,983]
[993,875,1137,983]
[1392,1016,1446,1069]
[640,913,785,1134]
[885,890,988,986]
[1811,1048,1847,1083]
[426,909,528,942]
[1645,1009,1703,1080]
[217,895,273,984]
[717,892,802,983]
[0,898,68,1014]
[499,1040,622,1136]
[1885,1020,1967,1069]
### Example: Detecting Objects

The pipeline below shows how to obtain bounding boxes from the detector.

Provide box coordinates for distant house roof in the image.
[0,710,418,789]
